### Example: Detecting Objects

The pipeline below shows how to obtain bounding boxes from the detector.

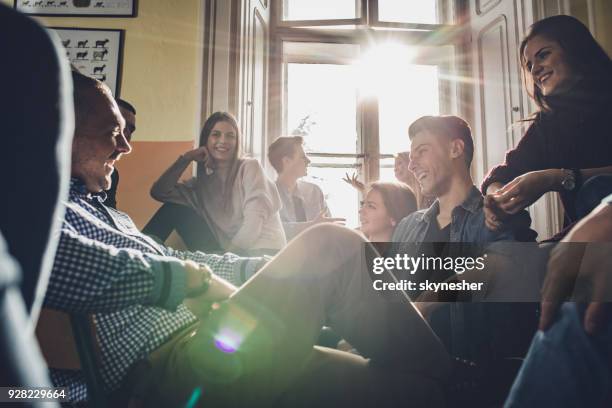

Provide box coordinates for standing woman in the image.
[151,112,286,255]
[482,15,612,238]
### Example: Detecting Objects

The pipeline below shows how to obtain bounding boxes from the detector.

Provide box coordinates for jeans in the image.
[576,175,612,219]
[142,202,222,252]
[505,303,612,407]
[127,224,450,407]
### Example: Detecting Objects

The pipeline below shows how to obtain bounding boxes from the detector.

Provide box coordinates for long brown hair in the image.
[519,15,612,113]
[367,181,417,224]
[197,112,243,207]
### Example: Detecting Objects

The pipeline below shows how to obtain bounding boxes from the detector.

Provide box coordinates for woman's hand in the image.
[491,169,561,215]
[310,209,346,227]
[342,172,365,193]
[185,146,211,164]
[483,182,508,231]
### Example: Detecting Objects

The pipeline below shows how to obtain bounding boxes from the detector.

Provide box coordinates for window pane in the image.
[305,167,360,229]
[287,63,358,154]
[378,64,439,154]
[377,0,438,25]
[379,156,396,183]
[284,0,359,21]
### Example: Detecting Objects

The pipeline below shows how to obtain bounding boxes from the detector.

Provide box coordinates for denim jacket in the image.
[391,186,536,245]
[389,186,538,363]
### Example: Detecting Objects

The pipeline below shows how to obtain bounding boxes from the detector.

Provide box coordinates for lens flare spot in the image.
[185,387,202,408]
[214,329,242,353]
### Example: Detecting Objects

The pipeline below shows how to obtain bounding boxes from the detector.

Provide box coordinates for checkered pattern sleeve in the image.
[45,223,187,313]
[165,248,267,286]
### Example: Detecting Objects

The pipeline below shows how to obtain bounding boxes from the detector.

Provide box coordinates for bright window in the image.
[286,63,358,154]
[306,165,360,229]
[278,13,457,227]
[378,64,440,155]
[286,62,360,227]
[377,0,439,25]
[283,0,359,21]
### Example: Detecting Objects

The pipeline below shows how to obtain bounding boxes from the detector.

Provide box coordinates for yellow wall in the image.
[569,0,612,56]
[4,0,205,225]
[3,0,204,143]
[594,0,612,56]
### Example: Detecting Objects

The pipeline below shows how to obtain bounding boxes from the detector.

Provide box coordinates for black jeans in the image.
[143,203,222,252]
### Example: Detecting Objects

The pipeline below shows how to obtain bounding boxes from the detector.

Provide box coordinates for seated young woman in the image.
[482,15,612,240]
[322,180,417,350]
[358,181,417,254]
[151,112,286,256]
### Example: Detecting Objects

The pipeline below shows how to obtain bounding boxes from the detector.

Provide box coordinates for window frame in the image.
[268,0,467,213]
[278,0,455,29]
[278,0,367,28]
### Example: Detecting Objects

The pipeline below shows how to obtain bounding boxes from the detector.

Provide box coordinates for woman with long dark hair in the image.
[482,15,612,239]
[151,112,286,255]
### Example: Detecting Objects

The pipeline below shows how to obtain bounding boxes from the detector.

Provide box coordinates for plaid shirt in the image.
[47,179,263,402]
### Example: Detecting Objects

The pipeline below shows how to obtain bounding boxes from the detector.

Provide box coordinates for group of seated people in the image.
[2,6,612,407]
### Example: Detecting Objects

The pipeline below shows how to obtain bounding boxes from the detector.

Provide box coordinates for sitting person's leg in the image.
[137,224,450,407]
[143,202,221,252]
[576,175,612,219]
[505,303,612,408]
[507,202,612,407]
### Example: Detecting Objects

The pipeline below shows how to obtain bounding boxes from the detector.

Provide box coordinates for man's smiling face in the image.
[71,84,131,193]
[408,130,454,197]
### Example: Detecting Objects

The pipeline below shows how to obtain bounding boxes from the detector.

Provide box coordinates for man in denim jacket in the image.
[388,116,539,404]
[392,115,536,246]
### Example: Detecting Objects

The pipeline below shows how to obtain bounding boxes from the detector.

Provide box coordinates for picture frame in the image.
[14,0,137,18]
[51,27,125,96]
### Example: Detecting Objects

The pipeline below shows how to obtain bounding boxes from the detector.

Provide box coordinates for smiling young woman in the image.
[359,181,417,242]
[151,112,286,255]
[481,15,612,240]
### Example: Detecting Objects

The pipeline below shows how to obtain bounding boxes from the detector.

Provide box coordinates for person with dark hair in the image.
[46,71,452,406]
[482,15,612,240]
[268,136,344,240]
[393,115,535,244]
[359,181,417,242]
[390,116,539,405]
[151,112,286,255]
[104,98,136,209]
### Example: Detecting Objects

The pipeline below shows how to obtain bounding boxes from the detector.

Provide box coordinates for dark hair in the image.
[197,112,242,207]
[116,98,136,115]
[71,70,109,136]
[268,136,304,173]
[408,115,474,168]
[198,111,242,175]
[367,182,417,224]
[519,15,612,112]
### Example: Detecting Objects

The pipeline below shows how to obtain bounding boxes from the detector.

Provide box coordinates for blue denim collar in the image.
[420,185,482,224]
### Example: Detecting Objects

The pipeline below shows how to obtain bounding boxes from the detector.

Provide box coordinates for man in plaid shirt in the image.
[46,71,450,407]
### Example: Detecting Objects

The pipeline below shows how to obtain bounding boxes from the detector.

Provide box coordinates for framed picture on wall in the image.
[50,27,124,96]
[14,0,137,17]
